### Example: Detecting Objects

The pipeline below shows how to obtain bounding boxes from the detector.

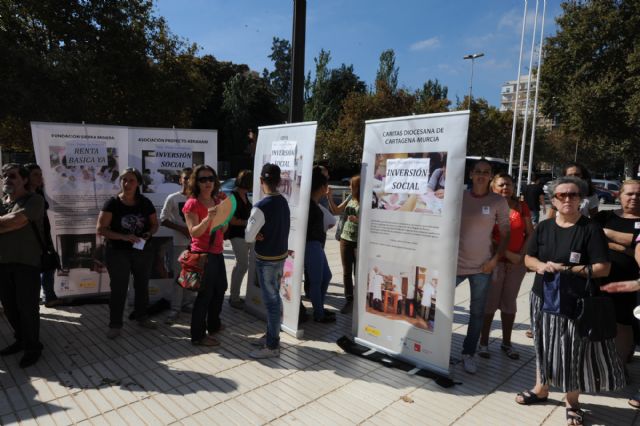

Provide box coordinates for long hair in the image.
[350,175,361,203]
[118,168,143,196]
[188,165,220,198]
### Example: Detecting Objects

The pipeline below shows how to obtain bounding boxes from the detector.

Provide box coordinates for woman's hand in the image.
[504,251,522,265]
[347,215,358,223]
[601,280,640,293]
[121,233,140,243]
[207,206,217,221]
[480,257,498,274]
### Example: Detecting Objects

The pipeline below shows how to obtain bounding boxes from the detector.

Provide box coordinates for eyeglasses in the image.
[553,192,580,201]
[2,173,18,180]
[197,176,216,183]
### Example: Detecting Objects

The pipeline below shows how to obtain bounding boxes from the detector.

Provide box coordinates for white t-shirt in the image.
[373,274,384,300]
[421,284,436,307]
[159,191,190,246]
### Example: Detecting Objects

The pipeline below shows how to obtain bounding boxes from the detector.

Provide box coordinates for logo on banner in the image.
[384,158,430,194]
[271,140,297,172]
[65,141,108,166]
[364,325,381,337]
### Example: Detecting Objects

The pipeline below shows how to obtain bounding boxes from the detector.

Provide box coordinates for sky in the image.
[154,0,564,107]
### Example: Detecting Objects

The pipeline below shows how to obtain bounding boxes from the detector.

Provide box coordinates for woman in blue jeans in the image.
[305,167,334,323]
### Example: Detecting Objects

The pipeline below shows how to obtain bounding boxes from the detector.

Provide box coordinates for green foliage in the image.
[262,37,291,117]
[375,49,399,93]
[540,0,640,172]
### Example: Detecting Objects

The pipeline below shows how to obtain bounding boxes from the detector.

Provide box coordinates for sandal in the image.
[477,345,490,359]
[193,336,220,347]
[501,344,520,360]
[515,390,548,405]
[628,393,640,409]
[525,329,533,339]
[566,407,584,425]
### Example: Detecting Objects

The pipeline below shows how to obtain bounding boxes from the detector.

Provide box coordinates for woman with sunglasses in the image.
[593,180,640,369]
[478,173,533,361]
[182,165,228,346]
[97,168,158,339]
[545,162,598,219]
[516,176,623,426]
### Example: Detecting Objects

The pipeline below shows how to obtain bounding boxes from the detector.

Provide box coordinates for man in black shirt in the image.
[523,175,546,225]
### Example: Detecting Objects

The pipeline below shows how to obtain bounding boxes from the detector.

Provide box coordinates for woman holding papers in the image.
[97,168,158,339]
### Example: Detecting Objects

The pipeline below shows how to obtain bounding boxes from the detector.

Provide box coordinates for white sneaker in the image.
[249,346,280,359]
[462,354,477,374]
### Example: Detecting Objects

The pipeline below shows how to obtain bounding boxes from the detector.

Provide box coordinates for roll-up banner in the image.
[31,122,217,300]
[354,111,469,376]
[244,122,317,338]
[128,127,217,303]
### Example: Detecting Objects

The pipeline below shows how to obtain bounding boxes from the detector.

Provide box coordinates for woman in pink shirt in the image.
[183,165,228,346]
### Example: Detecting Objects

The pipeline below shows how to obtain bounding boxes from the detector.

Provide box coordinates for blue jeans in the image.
[530,210,540,226]
[256,258,284,349]
[304,241,332,320]
[456,273,491,355]
[41,270,57,302]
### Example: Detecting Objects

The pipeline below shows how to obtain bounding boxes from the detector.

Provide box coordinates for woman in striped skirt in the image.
[515,176,625,426]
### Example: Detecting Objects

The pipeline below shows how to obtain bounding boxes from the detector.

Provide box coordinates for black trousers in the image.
[0,263,42,352]
[191,253,227,342]
[339,239,357,300]
[106,247,153,328]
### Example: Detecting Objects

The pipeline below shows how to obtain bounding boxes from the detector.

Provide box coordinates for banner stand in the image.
[337,336,457,388]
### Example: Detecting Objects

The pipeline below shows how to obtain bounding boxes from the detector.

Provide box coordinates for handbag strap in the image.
[582,264,594,296]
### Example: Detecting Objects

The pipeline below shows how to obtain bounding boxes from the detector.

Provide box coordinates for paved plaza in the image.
[1,238,639,425]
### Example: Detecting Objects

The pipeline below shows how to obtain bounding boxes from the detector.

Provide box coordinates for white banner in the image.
[244,122,317,338]
[354,111,469,376]
[31,122,129,298]
[31,122,218,301]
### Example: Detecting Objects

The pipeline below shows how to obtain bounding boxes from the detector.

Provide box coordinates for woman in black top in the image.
[97,168,158,339]
[227,170,253,309]
[593,180,640,365]
[516,176,623,425]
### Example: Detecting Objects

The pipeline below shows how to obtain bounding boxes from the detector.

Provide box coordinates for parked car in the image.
[220,179,253,203]
[592,179,621,204]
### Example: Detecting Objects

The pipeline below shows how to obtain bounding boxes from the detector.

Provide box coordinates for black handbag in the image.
[30,221,61,272]
[575,265,617,342]
[541,270,586,319]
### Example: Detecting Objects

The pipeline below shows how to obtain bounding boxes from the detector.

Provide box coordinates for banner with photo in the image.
[244,122,317,338]
[31,122,129,298]
[355,111,469,376]
[31,122,218,300]
[128,127,217,303]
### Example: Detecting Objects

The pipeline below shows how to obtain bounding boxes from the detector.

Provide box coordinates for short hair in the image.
[188,165,220,198]
[2,163,30,190]
[546,175,587,199]
[23,163,41,172]
[621,179,640,193]
[311,166,328,192]
[235,169,253,190]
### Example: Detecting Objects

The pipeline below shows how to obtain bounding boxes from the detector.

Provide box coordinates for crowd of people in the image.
[1,157,639,425]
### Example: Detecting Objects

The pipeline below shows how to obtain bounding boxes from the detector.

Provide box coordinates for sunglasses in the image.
[197,176,216,183]
[553,192,580,201]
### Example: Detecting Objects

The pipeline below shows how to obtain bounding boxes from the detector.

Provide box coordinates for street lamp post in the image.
[463,52,484,109]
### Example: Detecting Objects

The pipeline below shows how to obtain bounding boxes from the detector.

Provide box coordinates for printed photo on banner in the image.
[48,144,120,194]
[141,149,203,193]
[371,152,447,215]
[259,141,303,207]
[54,233,107,295]
[279,251,295,302]
[366,258,438,332]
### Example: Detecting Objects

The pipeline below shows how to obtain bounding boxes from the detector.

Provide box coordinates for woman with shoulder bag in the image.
[515,176,624,426]
[183,165,228,346]
[97,168,158,339]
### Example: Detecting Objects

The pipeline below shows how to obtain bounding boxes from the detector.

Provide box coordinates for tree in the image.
[458,98,514,159]
[262,37,291,118]
[414,79,450,114]
[540,0,640,175]
[375,49,399,93]
[304,49,366,130]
